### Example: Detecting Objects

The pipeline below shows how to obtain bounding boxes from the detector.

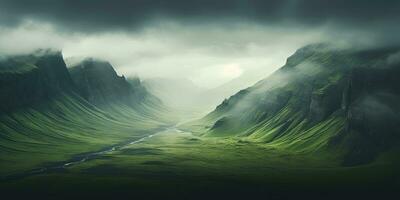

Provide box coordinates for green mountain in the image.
[69,58,145,106]
[1,46,399,198]
[189,44,400,166]
[0,50,170,176]
[68,58,169,120]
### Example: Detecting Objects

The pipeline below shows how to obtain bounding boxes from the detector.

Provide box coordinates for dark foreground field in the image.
[1,127,399,200]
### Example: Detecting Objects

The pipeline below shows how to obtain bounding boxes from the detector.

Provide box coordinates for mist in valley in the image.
[1,1,400,198]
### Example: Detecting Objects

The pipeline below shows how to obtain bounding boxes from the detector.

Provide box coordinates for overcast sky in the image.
[1,0,399,88]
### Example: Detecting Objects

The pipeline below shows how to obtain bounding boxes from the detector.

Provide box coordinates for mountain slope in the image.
[0,51,171,176]
[191,44,400,165]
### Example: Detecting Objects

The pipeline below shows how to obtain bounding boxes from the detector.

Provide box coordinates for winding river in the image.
[2,126,181,181]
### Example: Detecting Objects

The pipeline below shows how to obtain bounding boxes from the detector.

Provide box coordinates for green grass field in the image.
[1,126,399,198]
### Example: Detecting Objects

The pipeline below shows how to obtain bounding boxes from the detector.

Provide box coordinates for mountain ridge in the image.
[68,58,149,107]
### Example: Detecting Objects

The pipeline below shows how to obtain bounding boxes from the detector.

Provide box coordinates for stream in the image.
[2,126,180,181]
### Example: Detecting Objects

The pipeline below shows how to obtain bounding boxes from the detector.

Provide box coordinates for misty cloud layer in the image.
[1,0,399,31]
[1,0,399,88]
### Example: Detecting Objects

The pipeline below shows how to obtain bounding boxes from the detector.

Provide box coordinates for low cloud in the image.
[387,51,400,66]
[0,20,333,88]
[0,1,399,88]
[0,21,75,55]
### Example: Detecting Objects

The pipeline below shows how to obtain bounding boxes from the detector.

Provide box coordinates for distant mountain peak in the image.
[68,58,156,108]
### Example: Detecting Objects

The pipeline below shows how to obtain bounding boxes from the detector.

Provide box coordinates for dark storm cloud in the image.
[1,0,399,90]
[0,0,399,32]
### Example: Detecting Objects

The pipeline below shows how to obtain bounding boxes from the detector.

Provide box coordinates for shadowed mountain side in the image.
[0,50,173,176]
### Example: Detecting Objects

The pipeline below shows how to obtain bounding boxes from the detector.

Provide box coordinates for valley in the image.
[2,122,399,198]
[1,45,400,199]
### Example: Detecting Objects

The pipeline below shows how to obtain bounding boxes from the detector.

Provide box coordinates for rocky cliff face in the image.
[204,44,400,165]
[334,60,400,165]
[0,50,74,113]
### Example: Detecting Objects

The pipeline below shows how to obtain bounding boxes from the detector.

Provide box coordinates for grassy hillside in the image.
[0,92,170,176]
[0,51,173,176]
[186,44,400,165]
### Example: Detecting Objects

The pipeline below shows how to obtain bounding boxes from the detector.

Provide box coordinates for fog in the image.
[0,20,329,89]
[1,20,391,89]
[1,0,399,114]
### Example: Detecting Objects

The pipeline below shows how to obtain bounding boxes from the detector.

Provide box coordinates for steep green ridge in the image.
[68,58,171,121]
[0,51,171,176]
[190,44,400,165]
